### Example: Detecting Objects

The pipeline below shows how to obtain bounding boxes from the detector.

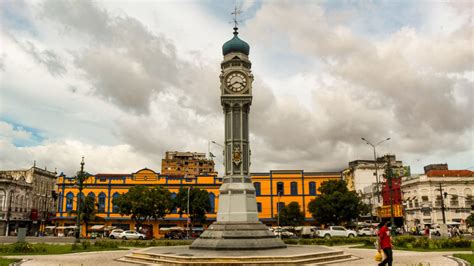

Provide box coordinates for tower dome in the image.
[222,27,250,56]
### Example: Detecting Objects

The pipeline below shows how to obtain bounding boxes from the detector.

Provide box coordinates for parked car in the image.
[357,227,376,236]
[273,228,295,238]
[109,229,124,239]
[316,226,357,239]
[296,226,320,238]
[119,230,146,240]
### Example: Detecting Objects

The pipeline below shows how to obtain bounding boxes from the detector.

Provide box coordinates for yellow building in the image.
[55,169,340,238]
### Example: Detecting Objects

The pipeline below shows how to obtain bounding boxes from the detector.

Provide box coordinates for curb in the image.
[445,255,470,266]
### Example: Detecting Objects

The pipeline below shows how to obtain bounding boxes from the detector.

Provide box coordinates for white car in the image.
[317,226,357,238]
[357,228,376,236]
[109,229,124,239]
[119,230,146,240]
[273,228,295,238]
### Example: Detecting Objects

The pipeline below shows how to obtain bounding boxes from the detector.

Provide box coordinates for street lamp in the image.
[277,191,282,237]
[186,186,191,239]
[361,137,391,202]
[74,157,87,244]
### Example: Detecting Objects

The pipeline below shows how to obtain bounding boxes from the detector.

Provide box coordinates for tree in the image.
[277,201,305,226]
[307,179,366,226]
[149,186,174,220]
[68,196,102,234]
[113,186,173,231]
[175,187,212,225]
[466,213,474,228]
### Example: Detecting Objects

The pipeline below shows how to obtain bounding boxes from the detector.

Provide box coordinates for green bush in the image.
[392,235,416,248]
[284,239,299,245]
[81,241,91,250]
[412,237,430,249]
[94,240,119,249]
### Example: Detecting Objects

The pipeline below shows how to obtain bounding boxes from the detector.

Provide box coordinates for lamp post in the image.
[186,186,191,240]
[74,157,87,244]
[361,137,391,202]
[277,191,281,237]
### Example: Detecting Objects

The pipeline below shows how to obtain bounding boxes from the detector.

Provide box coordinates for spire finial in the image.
[231,5,242,34]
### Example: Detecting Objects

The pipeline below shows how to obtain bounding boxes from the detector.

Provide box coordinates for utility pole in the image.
[438,183,446,224]
[385,157,396,236]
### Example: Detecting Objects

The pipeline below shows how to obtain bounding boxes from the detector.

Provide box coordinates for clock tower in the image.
[190,25,286,250]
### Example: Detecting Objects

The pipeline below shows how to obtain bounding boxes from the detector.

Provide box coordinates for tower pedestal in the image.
[190,222,286,250]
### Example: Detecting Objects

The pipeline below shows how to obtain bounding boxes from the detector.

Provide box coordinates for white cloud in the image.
[1,0,472,176]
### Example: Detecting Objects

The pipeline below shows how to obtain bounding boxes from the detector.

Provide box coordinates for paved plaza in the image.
[6,245,472,265]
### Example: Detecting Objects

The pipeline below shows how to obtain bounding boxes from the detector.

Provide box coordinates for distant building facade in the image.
[161,151,215,178]
[402,165,474,229]
[54,169,340,238]
[0,166,57,236]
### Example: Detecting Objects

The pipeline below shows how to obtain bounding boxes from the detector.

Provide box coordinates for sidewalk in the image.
[333,245,472,266]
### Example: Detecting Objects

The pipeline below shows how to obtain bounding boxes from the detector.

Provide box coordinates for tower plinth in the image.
[190,27,286,250]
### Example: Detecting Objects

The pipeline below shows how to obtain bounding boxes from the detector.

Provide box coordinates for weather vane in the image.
[231,5,242,29]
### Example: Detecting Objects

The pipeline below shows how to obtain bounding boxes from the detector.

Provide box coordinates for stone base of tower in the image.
[190,221,286,250]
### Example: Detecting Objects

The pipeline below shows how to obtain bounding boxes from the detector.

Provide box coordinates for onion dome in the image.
[222,27,250,56]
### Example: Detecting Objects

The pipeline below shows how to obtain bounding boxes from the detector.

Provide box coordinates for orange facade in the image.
[55,169,340,238]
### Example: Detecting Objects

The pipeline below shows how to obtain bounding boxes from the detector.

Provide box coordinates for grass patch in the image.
[352,236,473,252]
[453,254,474,264]
[283,236,374,246]
[117,239,193,247]
[0,241,122,256]
[0,257,21,266]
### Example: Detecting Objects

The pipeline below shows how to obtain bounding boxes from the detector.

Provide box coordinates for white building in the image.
[402,165,473,230]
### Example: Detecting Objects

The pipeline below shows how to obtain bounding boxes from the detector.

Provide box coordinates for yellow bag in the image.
[375,250,383,262]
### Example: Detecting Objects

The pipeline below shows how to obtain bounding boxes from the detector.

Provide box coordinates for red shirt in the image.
[379,225,392,249]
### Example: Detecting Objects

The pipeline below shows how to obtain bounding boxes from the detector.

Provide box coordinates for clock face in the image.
[225,72,247,92]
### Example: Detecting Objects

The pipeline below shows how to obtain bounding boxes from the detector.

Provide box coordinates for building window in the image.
[290,182,298,195]
[112,192,120,213]
[421,196,429,202]
[66,192,74,212]
[0,190,5,211]
[76,193,84,211]
[87,192,95,200]
[254,182,261,196]
[209,193,215,213]
[450,195,459,207]
[276,182,284,196]
[277,202,285,213]
[257,202,262,213]
[98,193,106,213]
[171,193,177,213]
[309,182,316,195]
[435,196,442,207]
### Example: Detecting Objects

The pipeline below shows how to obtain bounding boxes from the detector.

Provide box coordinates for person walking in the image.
[378,221,393,266]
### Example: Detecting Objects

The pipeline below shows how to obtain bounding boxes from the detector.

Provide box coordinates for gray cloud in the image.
[3,0,471,175]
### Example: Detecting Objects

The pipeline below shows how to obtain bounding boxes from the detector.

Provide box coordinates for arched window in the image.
[112,192,120,213]
[15,195,19,211]
[25,195,30,210]
[276,182,284,195]
[87,192,95,200]
[209,193,216,213]
[464,188,473,209]
[257,202,262,213]
[76,193,84,211]
[290,182,298,195]
[254,182,261,196]
[170,193,177,213]
[0,190,6,210]
[309,182,316,195]
[0,190,5,211]
[449,188,458,206]
[66,192,74,211]
[98,192,106,213]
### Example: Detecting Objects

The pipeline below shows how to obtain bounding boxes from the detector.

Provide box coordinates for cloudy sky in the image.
[1,0,472,176]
